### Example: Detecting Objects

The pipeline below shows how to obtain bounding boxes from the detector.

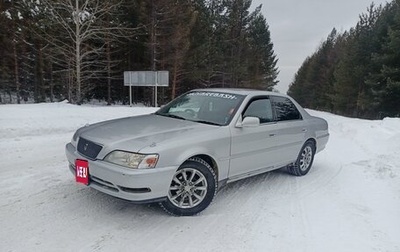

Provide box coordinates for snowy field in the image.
[0,102,399,252]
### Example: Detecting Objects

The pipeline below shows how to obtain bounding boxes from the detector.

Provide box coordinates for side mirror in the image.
[236,116,260,128]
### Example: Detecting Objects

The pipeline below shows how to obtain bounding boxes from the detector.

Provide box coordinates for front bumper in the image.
[65,143,178,203]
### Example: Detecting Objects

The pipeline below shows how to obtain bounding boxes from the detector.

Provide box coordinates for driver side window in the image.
[243,98,273,123]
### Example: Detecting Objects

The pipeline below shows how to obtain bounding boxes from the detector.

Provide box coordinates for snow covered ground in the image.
[0,102,399,252]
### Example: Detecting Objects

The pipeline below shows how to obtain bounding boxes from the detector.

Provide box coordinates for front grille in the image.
[77,137,102,160]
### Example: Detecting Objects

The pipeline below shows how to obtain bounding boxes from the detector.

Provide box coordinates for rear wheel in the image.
[288,141,315,176]
[160,158,217,216]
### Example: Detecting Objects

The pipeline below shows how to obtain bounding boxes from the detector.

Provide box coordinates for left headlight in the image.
[104,151,159,169]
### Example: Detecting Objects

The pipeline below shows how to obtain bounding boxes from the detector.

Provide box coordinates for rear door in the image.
[270,96,307,166]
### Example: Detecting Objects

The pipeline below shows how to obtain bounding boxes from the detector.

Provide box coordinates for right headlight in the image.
[71,131,79,147]
[104,150,159,169]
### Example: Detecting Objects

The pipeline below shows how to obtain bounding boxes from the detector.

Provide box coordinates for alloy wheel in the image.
[299,146,313,171]
[168,168,208,208]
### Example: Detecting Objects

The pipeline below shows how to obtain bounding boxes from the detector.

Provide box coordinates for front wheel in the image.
[160,158,217,216]
[288,141,315,176]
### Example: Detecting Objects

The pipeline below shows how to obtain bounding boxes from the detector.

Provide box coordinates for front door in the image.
[229,97,282,180]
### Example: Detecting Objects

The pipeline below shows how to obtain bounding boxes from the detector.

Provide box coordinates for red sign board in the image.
[75,159,89,185]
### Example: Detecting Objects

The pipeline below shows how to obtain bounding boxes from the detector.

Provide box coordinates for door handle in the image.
[269,133,276,137]
[302,128,307,132]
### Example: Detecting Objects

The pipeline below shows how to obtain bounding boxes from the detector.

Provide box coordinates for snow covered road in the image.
[0,103,399,252]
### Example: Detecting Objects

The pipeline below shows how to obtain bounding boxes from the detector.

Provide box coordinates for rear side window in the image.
[271,96,302,121]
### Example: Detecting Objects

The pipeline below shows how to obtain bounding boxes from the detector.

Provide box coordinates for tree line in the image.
[0,0,278,105]
[288,0,400,119]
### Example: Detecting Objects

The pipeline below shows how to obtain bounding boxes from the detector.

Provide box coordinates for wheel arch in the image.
[186,154,219,182]
[305,137,317,151]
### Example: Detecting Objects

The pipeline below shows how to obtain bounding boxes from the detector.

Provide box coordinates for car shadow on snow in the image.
[211,164,331,212]
[73,187,167,216]
[65,164,329,218]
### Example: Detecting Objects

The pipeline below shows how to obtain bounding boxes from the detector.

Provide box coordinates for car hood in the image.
[78,114,215,154]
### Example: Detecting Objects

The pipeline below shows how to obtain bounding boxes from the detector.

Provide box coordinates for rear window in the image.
[271,96,302,121]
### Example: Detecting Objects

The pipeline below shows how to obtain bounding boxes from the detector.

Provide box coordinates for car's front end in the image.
[65,110,232,203]
[65,133,178,203]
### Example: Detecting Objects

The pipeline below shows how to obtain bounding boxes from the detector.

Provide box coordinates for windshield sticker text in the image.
[189,92,238,100]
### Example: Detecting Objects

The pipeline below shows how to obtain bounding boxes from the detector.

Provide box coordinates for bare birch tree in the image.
[40,0,139,104]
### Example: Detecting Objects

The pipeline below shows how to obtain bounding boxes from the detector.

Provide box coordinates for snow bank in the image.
[0,103,399,252]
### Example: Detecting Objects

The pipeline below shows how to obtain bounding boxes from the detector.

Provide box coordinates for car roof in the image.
[193,88,287,97]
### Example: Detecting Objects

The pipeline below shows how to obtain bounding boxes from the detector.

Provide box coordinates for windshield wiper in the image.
[156,113,186,121]
[156,112,220,125]
[194,120,221,126]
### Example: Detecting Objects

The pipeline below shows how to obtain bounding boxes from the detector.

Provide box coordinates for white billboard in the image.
[124,71,169,87]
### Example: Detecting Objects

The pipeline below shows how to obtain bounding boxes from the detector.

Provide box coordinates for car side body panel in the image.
[229,122,282,180]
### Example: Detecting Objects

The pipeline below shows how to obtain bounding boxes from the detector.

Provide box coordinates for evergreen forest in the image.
[288,0,400,119]
[0,0,278,105]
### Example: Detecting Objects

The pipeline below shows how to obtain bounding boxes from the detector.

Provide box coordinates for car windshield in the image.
[156,91,245,126]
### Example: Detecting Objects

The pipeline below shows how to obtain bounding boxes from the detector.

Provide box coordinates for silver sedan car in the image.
[65,89,329,216]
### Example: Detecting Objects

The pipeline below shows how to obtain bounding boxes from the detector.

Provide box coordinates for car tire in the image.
[160,157,217,216]
[288,141,315,176]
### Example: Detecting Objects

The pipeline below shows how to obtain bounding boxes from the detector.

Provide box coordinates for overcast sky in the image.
[251,0,389,93]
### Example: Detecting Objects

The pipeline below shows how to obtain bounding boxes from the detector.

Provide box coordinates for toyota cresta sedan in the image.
[65,89,329,216]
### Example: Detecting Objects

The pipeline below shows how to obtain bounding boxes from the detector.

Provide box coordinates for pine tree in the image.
[288,28,340,111]
[367,0,400,117]
[0,0,280,104]
[246,5,278,90]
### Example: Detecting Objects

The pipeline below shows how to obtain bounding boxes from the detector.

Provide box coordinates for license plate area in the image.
[75,159,89,185]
